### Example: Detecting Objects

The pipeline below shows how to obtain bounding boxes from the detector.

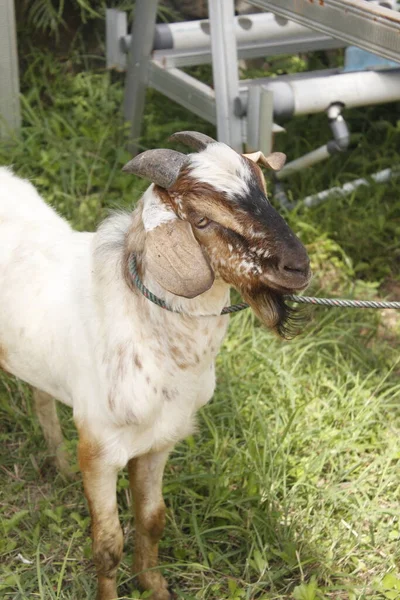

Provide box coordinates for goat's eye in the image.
[195,217,210,229]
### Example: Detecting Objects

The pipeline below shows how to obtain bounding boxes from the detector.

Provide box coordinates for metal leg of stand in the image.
[207,0,243,151]
[0,0,20,139]
[246,86,275,155]
[123,0,159,154]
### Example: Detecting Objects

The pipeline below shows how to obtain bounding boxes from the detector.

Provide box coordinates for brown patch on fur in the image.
[92,527,123,578]
[169,344,184,360]
[162,387,171,401]
[143,504,166,542]
[108,390,115,411]
[169,344,190,370]
[77,430,103,472]
[116,343,128,379]
[123,407,138,425]
[133,354,143,370]
[168,176,241,234]
[168,342,203,370]
[177,362,189,370]
[146,375,150,384]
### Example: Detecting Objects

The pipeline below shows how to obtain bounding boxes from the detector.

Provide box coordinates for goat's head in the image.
[123,131,311,337]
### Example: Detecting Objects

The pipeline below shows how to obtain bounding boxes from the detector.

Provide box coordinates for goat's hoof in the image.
[136,572,172,600]
[149,589,172,600]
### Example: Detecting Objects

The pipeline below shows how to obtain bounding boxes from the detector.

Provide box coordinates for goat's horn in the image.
[169,131,216,151]
[122,149,188,189]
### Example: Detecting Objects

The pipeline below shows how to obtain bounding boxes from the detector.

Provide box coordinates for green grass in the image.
[1,38,400,600]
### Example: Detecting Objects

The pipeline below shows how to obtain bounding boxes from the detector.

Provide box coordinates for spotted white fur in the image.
[0,169,230,466]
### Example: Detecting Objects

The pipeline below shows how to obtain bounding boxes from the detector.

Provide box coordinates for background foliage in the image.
[1,2,400,599]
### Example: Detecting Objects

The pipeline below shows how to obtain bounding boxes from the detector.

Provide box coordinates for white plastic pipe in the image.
[266,69,400,118]
[294,70,400,115]
[170,13,326,50]
[123,12,337,53]
[276,145,331,180]
[302,167,399,207]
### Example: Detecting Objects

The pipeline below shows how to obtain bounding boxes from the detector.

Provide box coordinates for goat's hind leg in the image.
[33,388,73,479]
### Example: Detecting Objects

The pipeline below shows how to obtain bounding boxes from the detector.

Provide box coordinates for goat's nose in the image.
[279,254,310,276]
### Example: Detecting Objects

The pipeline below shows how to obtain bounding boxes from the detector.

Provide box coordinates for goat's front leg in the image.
[128,450,171,600]
[78,434,123,600]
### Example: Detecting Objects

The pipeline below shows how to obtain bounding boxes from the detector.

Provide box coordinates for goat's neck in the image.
[91,205,230,383]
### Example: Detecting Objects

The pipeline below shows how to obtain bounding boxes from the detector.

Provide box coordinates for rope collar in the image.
[129,255,247,315]
[128,255,400,315]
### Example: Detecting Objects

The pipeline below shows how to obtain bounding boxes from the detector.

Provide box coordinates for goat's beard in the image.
[241,287,305,339]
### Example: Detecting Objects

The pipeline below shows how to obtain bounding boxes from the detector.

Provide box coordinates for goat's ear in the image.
[145,220,214,299]
[244,151,286,171]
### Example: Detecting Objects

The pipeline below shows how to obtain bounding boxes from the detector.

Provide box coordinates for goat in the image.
[0,131,311,600]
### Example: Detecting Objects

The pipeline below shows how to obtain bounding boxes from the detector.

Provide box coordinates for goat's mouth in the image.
[261,266,312,294]
[241,285,307,339]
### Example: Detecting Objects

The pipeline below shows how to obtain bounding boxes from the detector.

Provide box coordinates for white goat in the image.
[0,131,310,600]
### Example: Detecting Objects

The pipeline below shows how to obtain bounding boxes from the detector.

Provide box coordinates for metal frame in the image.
[208,0,242,150]
[116,12,346,70]
[106,9,127,71]
[249,0,400,62]
[148,63,216,124]
[123,0,159,150]
[121,0,400,156]
[150,35,344,69]
[0,0,21,138]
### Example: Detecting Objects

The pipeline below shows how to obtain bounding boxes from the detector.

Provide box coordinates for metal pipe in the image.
[328,103,350,151]
[302,167,399,207]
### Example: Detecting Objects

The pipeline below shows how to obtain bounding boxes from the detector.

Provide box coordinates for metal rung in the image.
[148,62,217,124]
[151,35,344,68]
